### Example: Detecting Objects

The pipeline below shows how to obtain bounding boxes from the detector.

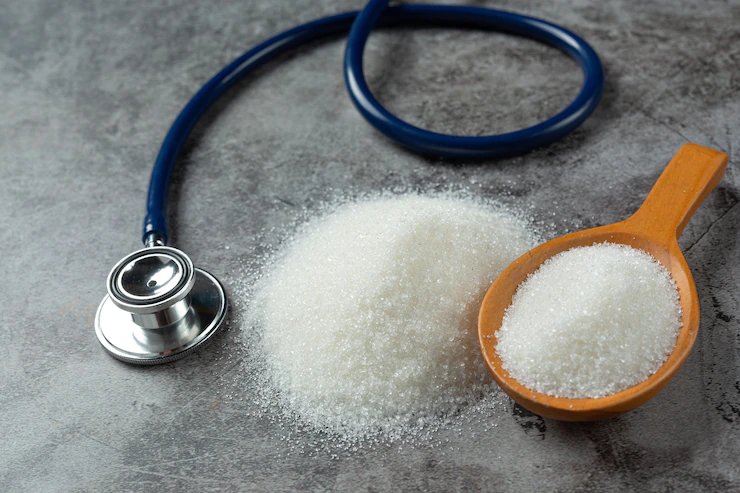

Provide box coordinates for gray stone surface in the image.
[1,0,738,491]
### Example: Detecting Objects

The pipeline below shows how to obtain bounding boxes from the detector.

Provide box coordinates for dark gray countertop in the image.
[2,1,738,491]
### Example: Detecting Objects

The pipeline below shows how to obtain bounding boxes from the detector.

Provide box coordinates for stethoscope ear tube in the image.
[344,1,604,159]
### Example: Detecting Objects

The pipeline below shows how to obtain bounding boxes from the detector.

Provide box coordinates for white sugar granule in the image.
[496,242,683,399]
[254,194,537,437]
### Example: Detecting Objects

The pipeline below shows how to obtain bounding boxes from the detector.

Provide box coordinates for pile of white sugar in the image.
[253,194,537,436]
[496,242,682,399]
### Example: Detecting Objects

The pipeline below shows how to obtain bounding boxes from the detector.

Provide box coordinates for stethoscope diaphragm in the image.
[94,247,227,365]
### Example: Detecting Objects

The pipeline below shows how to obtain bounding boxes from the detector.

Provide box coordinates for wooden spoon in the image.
[478,143,728,421]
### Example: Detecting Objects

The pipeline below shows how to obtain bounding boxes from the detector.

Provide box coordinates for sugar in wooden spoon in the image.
[479,143,729,421]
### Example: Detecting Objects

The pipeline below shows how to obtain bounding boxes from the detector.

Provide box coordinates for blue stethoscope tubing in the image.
[143,0,604,243]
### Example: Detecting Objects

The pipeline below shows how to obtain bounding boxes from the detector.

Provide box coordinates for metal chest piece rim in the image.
[95,246,227,365]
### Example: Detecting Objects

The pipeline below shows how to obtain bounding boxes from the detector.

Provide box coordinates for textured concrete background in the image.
[1,0,739,491]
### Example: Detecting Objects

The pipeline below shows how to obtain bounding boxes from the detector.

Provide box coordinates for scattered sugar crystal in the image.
[253,194,537,436]
[496,242,683,399]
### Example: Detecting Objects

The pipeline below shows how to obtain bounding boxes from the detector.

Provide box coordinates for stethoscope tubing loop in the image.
[143,1,604,243]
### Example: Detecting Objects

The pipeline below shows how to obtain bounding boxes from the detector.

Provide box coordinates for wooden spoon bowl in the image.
[478,143,728,421]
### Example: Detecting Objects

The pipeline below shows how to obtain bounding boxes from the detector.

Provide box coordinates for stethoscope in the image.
[94,0,604,365]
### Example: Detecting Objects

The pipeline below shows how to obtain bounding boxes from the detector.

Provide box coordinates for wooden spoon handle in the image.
[624,143,728,243]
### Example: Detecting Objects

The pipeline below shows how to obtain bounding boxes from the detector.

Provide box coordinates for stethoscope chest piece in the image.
[95,246,227,365]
